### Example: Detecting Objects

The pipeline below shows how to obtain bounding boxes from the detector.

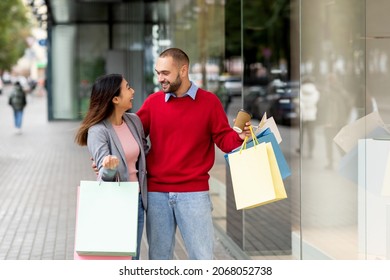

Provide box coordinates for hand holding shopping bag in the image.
[74,180,139,258]
[227,126,287,210]
[225,127,291,179]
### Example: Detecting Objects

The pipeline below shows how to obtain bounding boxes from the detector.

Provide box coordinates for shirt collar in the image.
[165,82,198,102]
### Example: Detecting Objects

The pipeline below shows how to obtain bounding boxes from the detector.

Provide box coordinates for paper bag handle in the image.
[239,125,259,154]
[98,172,121,186]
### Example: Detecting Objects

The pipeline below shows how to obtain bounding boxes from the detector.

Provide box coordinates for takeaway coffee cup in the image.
[233,109,251,133]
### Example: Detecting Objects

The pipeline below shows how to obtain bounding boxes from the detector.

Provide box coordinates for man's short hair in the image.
[160,48,189,67]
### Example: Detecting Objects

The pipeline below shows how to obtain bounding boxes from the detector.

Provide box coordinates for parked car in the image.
[244,79,299,126]
[222,76,242,97]
[244,85,271,120]
[216,75,242,112]
[269,87,298,126]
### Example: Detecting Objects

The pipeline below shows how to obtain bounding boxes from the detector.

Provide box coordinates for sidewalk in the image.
[0,87,237,260]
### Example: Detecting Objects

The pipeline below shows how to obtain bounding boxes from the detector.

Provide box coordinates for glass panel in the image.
[300,0,366,259]
[52,25,77,119]
[362,1,390,260]
[112,2,145,23]
[46,0,390,261]
[237,0,297,259]
[157,0,299,260]
[111,22,145,112]
[50,0,109,23]
[76,25,108,118]
[162,0,225,94]
[150,0,253,257]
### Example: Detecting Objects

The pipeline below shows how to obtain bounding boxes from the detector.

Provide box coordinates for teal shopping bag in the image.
[75,180,139,256]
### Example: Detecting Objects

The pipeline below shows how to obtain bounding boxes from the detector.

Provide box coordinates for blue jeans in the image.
[146,191,214,260]
[134,193,144,260]
[13,110,24,128]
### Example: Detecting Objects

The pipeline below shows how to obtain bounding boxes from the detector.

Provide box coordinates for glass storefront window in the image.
[300,0,390,260]
[299,0,366,259]
[45,0,390,260]
[76,25,108,118]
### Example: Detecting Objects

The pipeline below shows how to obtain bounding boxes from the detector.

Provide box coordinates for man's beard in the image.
[161,75,181,93]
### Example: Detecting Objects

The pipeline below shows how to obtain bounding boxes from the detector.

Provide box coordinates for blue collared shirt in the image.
[165,82,198,102]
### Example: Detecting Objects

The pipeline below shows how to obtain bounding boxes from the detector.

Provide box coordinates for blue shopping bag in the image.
[225,128,291,179]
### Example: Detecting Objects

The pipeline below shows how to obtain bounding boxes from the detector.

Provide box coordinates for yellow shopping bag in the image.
[228,127,287,210]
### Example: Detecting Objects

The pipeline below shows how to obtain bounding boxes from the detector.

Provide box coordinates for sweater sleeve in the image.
[136,95,151,137]
[129,113,150,155]
[87,125,117,181]
[210,95,243,153]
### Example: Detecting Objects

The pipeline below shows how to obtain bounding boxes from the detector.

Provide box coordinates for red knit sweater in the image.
[137,88,243,192]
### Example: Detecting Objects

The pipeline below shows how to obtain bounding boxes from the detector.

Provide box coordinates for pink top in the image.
[113,121,140,182]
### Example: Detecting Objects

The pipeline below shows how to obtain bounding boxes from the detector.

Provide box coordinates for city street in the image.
[0,85,237,260]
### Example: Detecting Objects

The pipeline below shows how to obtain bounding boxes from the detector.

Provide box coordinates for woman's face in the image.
[115,78,135,111]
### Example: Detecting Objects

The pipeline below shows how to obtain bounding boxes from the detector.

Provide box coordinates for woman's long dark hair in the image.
[75,73,123,146]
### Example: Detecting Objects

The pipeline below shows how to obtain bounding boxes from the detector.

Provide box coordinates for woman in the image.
[75,73,148,259]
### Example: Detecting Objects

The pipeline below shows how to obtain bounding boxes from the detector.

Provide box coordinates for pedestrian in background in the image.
[75,73,149,260]
[300,76,320,159]
[0,77,3,95]
[321,73,353,169]
[8,81,27,134]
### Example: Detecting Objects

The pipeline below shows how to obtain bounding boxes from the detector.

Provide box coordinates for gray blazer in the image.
[87,113,149,210]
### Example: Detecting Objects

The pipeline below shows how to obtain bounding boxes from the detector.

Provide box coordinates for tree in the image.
[225,0,291,77]
[0,0,30,72]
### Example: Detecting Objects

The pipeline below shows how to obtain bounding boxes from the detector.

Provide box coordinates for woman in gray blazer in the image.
[75,73,149,260]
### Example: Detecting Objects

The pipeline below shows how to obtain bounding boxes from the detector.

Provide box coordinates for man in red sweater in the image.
[137,48,250,260]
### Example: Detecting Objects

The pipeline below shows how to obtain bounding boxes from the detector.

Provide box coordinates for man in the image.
[137,48,250,259]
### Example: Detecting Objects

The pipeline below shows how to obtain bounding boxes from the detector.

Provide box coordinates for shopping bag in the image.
[74,180,139,257]
[227,127,287,210]
[337,146,358,183]
[382,148,390,197]
[225,127,291,179]
[74,186,132,260]
[333,111,390,154]
[337,126,390,184]
[254,112,282,144]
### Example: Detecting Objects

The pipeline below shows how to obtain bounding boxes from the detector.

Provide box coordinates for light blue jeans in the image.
[13,110,24,128]
[146,191,214,260]
[133,193,144,260]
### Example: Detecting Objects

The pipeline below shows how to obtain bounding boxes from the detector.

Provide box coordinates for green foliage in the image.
[78,57,106,84]
[0,0,30,71]
[225,0,291,66]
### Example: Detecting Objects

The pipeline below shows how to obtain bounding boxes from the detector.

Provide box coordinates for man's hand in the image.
[91,157,98,175]
[237,121,252,140]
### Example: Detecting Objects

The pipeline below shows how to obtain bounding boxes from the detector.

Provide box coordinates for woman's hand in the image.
[102,155,119,170]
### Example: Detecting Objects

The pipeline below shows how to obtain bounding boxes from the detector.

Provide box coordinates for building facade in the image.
[40,0,390,260]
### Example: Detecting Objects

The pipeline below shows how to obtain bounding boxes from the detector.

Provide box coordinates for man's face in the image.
[155,56,182,93]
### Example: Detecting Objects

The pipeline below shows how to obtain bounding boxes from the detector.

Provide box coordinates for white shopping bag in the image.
[75,180,139,256]
[334,111,390,154]
[254,112,282,144]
